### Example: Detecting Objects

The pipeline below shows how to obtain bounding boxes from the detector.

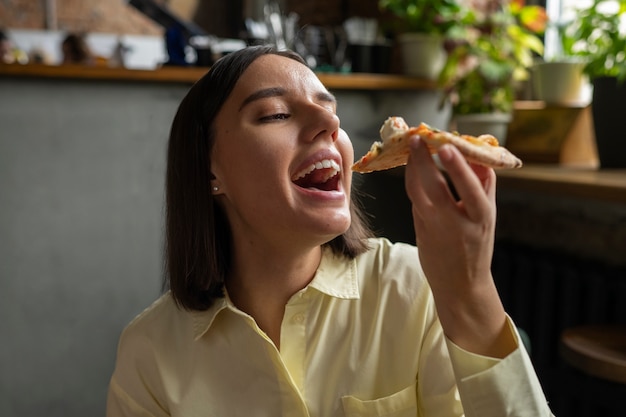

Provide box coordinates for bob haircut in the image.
[165,45,373,311]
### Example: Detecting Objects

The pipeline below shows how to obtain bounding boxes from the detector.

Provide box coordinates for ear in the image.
[211,179,223,195]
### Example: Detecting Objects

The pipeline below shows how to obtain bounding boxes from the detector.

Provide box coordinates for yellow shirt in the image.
[106,238,552,417]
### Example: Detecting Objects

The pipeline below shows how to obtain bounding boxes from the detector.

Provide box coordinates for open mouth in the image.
[292,159,341,192]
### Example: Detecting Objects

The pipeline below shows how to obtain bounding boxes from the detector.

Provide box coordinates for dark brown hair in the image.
[165,45,373,311]
[61,32,93,65]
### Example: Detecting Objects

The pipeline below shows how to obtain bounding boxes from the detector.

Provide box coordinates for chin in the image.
[318,211,352,237]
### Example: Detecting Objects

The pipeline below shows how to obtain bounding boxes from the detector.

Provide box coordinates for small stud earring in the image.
[213,186,219,192]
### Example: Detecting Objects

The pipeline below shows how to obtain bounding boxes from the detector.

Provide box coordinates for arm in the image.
[404,136,515,358]
[406,137,553,416]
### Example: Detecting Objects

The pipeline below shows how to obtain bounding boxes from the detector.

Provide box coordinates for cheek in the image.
[214,139,289,196]
[339,137,355,173]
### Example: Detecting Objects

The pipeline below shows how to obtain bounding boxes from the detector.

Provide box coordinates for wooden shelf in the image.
[0,63,436,90]
[318,72,436,90]
[0,63,210,84]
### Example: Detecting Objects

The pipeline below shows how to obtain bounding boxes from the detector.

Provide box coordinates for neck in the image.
[225,241,323,348]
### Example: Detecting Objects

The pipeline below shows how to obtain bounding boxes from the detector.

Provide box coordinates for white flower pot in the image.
[454,113,512,145]
[532,61,587,104]
[398,33,445,79]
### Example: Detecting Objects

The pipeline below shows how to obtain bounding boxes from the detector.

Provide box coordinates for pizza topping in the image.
[379,116,409,142]
[366,142,383,157]
[461,134,499,147]
[292,159,341,191]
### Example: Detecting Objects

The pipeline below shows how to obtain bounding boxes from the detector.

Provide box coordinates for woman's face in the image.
[211,54,353,249]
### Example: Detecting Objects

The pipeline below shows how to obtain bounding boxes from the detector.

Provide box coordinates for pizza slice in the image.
[352,116,522,173]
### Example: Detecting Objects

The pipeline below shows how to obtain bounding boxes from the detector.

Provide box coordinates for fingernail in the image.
[409,135,421,149]
[438,144,453,161]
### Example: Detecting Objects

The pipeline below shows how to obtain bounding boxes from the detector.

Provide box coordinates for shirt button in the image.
[292,313,305,324]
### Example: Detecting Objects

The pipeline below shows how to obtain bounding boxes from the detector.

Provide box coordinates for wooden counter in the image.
[495,164,626,267]
[0,63,437,90]
[497,164,626,204]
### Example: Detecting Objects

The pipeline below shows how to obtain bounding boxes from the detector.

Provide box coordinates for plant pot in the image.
[454,113,512,145]
[397,33,445,79]
[532,61,586,104]
[591,76,626,168]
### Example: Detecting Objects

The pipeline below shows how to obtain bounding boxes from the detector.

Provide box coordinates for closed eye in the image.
[260,113,290,122]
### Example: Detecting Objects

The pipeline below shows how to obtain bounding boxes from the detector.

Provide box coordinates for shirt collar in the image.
[190,246,360,340]
[190,296,228,341]
[308,246,360,299]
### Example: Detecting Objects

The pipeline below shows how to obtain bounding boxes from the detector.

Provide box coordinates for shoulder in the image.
[355,237,430,300]
[350,239,438,341]
[123,292,181,330]
[356,237,423,277]
[116,292,191,359]
[109,293,189,406]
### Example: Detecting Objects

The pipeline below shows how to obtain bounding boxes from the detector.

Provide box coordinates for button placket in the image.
[291,312,305,324]
[280,296,309,392]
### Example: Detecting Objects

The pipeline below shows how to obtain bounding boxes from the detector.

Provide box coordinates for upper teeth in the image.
[293,159,341,181]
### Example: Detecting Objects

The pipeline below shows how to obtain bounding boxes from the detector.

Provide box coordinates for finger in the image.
[437,144,494,221]
[404,136,429,226]
[404,136,428,204]
[405,137,455,210]
[469,162,497,201]
[411,207,428,246]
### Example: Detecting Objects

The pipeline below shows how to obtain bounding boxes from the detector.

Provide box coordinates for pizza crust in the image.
[417,126,522,169]
[352,117,522,173]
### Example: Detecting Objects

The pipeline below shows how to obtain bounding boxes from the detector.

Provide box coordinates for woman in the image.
[107,45,552,416]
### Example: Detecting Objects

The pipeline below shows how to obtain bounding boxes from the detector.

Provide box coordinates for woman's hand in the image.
[405,136,516,358]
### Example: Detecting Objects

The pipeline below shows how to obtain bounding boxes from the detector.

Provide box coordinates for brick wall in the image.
[1,0,163,35]
[1,0,384,37]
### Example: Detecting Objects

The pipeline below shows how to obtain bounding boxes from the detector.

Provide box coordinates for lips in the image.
[292,158,341,191]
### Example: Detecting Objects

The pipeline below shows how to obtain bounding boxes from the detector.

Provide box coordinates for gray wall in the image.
[0,76,447,417]
[0,78,186,417]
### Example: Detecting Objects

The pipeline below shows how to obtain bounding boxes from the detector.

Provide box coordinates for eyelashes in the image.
[259,113,291,122]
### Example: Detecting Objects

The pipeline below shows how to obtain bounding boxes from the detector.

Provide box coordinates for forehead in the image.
[232,54,327,99]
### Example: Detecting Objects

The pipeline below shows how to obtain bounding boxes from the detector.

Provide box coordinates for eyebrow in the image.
[238,87,337,112]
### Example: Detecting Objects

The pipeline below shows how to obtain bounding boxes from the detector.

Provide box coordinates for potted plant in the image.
[379,0,464,79]
[562,0,626,167]
[530,13,587,104]
[437,0,546,143]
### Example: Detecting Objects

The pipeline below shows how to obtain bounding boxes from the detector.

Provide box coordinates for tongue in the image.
[294,169,335,190]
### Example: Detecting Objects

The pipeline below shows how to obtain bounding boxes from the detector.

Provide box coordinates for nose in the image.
[305,104,340,143]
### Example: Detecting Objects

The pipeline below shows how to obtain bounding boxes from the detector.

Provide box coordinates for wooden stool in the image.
[560,325,626,384]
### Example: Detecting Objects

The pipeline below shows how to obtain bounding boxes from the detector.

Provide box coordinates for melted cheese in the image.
[461,134,499,147]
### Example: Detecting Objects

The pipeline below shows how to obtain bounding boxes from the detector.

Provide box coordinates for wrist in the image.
[433,283,517,358]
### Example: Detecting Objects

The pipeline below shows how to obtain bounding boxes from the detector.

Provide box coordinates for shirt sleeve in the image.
[106,377,169,417]
[105,325,171,417]
[445,316,554,417]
